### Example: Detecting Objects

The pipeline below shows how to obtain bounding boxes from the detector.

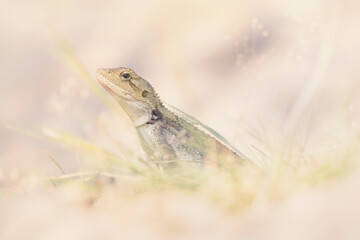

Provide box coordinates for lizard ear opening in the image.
[142,90,149,98]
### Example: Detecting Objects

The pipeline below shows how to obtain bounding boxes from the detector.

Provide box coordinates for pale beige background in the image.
[0,0,360,239]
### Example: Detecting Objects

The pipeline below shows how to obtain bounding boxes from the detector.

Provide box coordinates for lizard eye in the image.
[142,90,149,98]
[120,72,132,80]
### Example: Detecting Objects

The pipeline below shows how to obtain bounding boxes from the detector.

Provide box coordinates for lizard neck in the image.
[128,98,165,128]
[133,101,181,128]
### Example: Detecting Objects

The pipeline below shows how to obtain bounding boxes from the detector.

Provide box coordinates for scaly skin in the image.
[96,67,247,167]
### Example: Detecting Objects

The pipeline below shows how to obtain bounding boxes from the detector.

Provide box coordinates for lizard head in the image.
[96,67,162,127]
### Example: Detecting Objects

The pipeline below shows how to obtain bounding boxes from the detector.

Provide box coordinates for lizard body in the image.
[96,67,248,167]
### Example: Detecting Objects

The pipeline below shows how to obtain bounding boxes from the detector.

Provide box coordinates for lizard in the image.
[96,67,250,168]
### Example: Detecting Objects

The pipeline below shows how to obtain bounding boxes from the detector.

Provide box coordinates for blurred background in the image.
[1,0,360,239]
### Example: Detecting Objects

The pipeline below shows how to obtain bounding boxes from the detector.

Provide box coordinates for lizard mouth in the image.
[96,70,134,100]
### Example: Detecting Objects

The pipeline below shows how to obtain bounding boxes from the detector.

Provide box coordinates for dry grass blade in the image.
[48,155,66,175]
[5,124,150,174]
[51,34,123,114]
[43,171,143,182]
